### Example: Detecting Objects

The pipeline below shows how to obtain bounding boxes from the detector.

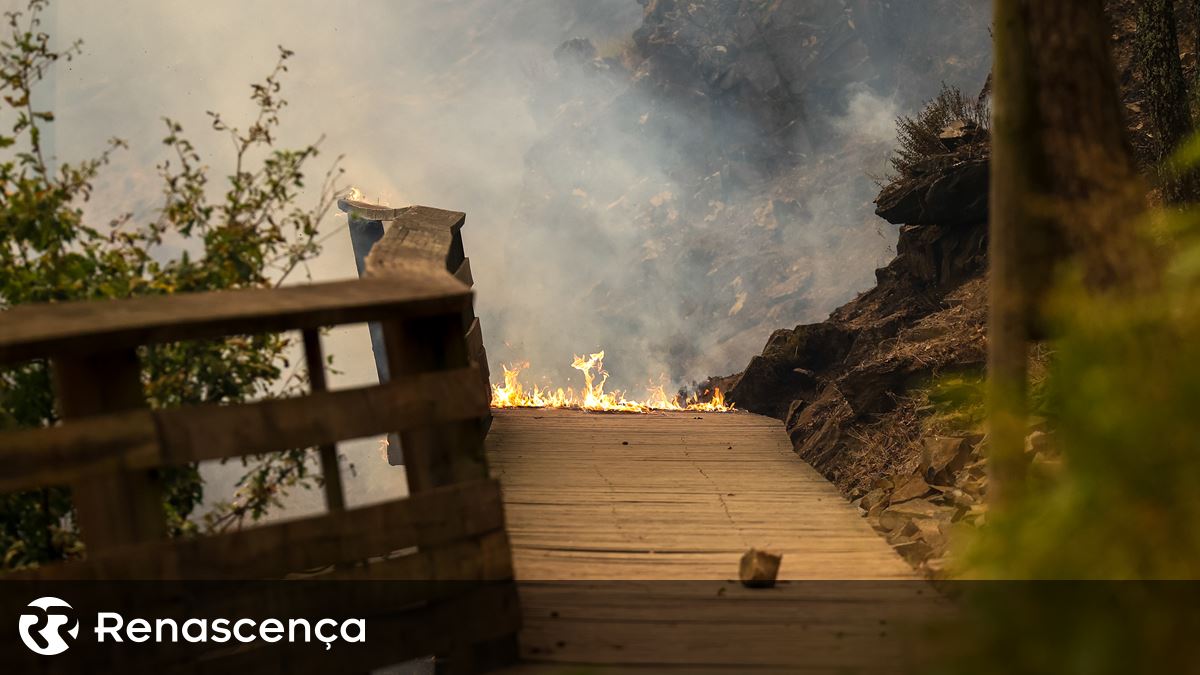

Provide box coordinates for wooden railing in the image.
[0,206,516,673]
[339,201,492,465]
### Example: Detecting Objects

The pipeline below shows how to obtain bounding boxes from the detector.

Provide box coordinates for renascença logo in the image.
[17,597,366,655]
[19,596,80,655]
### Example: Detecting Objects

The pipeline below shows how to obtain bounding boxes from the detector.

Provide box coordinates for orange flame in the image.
[491,350,735,413]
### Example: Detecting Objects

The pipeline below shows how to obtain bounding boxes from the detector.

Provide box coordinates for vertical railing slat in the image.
[51,349,166,556]
[302,328,346,512]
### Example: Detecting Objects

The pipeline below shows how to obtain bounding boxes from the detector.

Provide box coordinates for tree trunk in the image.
[1135,0,1195,201]
[1025,1,1156,286]
[988,0,1157,504]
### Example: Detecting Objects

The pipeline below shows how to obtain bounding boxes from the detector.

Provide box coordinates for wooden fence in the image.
[0,204,516,673]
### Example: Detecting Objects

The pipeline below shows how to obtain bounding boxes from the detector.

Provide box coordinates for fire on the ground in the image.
[491,351,734,413]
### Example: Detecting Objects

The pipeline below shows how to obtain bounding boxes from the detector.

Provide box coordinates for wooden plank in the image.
[13,479,505,580]
[465,316,490,389]
[0,368,489,493]
[383,314,489,486]
[510,580,950,671]
[317,530,514,582]
[454,257,474,287]
[0,409,158,493]
[497,666,799,675]
[336,196,404,221]
[180,583,521,675]
[487,407,914,573]
[301,328,345,512]
[512,585,946,672]
[53,350,166,553]
[0,276,470,364]
[483,408,929,673]
[180,366,491,464]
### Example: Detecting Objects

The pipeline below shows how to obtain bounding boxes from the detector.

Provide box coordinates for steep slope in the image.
[725,0,1199,574]
[728,131,989,496]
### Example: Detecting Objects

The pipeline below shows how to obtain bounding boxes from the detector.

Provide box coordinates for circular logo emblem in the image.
[18,596,79,655]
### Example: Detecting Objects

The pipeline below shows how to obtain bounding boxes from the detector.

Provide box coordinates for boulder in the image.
[875,158,989,227]
[878,499,954,532]
[739,548,783,588]
[890,473,933,504]
[938,119,984,150]
[728,323,851,419]
[920,436,972,483]
[859,487,890,515]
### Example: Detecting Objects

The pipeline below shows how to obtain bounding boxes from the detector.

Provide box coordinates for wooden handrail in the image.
[0,200,517,672]
[0,368,488,493]
[9,479,504,580]
[0,275,469,364]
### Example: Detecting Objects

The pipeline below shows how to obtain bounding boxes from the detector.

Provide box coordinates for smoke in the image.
[836,86,903,147]
[475,3,990,395]
[20,0,990,510]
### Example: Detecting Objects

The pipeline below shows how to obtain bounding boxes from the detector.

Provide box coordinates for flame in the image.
[343,186,393,206]
[491,350,735,413]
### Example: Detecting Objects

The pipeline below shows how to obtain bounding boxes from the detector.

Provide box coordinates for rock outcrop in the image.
[729,136,990,496]
[720,0,1196,576]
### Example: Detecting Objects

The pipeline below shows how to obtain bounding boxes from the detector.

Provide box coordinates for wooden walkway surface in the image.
[486,408,941,674]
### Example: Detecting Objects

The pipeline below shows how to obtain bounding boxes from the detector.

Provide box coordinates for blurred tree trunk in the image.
[1135,0,1195,201]
[989,0,1157,505]
[989,0,1046,505]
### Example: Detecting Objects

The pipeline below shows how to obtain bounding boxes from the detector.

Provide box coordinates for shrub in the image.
[0,0,343,568]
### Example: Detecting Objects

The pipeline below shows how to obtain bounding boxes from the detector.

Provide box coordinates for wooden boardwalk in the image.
[487,408,941,673]
[0,200,943,672]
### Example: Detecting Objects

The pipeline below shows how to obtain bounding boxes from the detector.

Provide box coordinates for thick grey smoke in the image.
[21,0,990,512]
[478,2,992,394]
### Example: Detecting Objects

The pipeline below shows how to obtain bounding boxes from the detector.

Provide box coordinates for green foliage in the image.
[934,136,1200,674]
[933,582,1200,675]
[923,374,987,433]
[0,0,343,569]
[962,209,1200,578]
[923,345,1053,437]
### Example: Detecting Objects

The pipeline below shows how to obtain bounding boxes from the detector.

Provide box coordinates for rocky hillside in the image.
[725,1,1199,574]
[728,102,989,491]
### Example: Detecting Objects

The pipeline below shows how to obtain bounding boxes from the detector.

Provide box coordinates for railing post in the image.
[382,314,488,493]
[345,212,391,382]
[449,256,492,430]
[302,328,346,512]
[339,197,403,462]
[52,349,166,554]
[380,312,515,674]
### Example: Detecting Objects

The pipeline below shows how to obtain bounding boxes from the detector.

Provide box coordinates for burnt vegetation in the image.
[889,84,991,184]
